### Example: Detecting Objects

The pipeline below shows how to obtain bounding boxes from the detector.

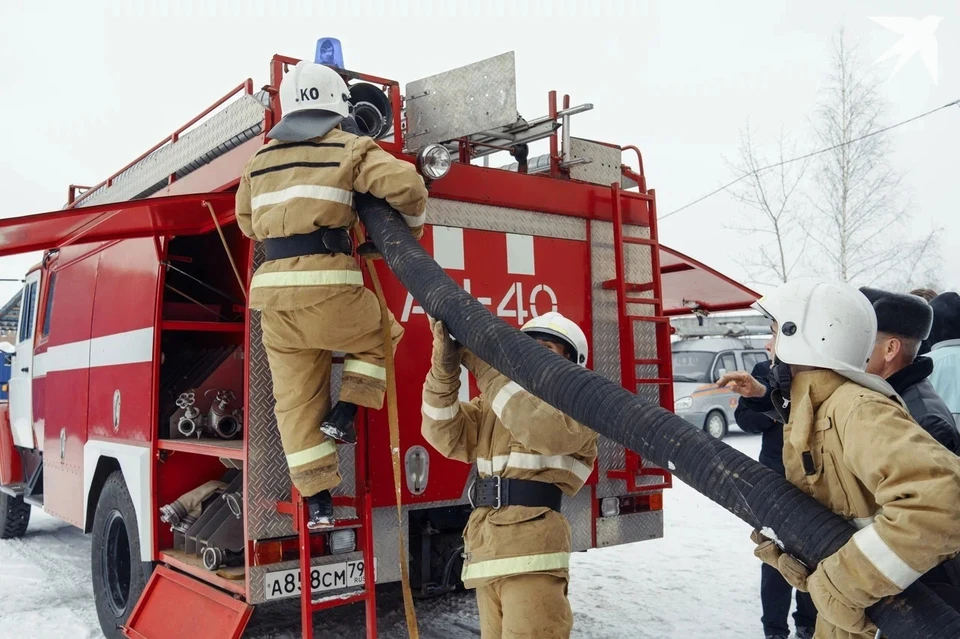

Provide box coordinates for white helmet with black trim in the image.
[752,278,898,397]
[271,61,350,142]
[521,311,588,367]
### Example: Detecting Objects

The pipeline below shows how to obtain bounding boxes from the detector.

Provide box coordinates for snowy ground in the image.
[0,434,775,639]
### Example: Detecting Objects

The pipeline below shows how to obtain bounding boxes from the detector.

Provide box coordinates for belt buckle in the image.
[467,480,476,509]
[492,475,502,510]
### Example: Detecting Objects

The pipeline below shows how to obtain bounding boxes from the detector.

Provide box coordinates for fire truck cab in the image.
[0,48,758,638]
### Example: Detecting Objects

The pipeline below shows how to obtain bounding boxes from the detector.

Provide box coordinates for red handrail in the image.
[68,79,255,208]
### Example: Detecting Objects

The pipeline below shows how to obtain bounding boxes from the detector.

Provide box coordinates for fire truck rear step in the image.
[123,564,252,639]
[0,482,25,497]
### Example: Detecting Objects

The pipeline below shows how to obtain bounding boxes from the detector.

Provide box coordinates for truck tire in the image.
[0,491,31,539]
[704,410,728,439]
[91,471,149,639]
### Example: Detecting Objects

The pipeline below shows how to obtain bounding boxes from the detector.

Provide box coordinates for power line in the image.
[660,98,960,221]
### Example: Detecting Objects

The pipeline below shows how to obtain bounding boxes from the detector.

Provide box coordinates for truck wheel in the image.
[91,471,149,639]
[0,491,31,539]
[704,410,728,439]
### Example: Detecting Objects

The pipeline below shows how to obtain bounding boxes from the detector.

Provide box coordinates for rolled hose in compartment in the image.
[355,192,960,638]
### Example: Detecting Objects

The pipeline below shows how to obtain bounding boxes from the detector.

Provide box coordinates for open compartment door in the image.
[658,245,760,315]
[0,192,236,258]
[123,565,252,639]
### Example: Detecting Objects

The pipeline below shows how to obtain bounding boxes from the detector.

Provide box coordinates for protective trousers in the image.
[475,573,572,639]
[260,286,403,497]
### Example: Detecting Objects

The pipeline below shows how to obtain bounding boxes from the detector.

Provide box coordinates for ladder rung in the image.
[332,495,360,508]
[623,236,657,246]
[635,378,672,385]
[311,590,369,611]
[601,279,654,292]
[633,358,662,365]
[627,315,669,323]
[624,296,661,305]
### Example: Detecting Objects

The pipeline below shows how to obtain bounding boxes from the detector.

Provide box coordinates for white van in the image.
[671,337,770,439]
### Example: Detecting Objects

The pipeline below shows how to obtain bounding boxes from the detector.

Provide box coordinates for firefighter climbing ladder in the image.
[603,180,674,493]
[276,422,378,639]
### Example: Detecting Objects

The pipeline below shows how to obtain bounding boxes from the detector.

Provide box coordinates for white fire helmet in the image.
[522,312,589,367]
[752,279,877,373]
[270,61,350,142]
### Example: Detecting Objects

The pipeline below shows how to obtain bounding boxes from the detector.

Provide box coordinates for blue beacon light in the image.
[315,38,344,69]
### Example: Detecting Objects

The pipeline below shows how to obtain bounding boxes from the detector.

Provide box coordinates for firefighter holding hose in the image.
[236,61,427,529]
[421,312,598,639]
[725,279,960,638]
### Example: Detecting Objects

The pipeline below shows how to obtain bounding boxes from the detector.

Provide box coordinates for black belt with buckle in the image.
[468,476,563,512]
[264,227,353,261]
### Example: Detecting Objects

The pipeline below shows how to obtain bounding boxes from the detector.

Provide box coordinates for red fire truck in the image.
[0,48,758,638]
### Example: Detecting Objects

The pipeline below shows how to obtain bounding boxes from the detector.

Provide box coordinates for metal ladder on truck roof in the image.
[276,414,378,639]
[602,180,674,493]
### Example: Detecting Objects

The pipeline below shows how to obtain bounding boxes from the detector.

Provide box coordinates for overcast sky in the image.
[1,0,957,306]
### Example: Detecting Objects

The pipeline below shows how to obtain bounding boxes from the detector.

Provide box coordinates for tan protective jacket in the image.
[236,127,428,310]
[783,370,960,639]
[421,357,598,589]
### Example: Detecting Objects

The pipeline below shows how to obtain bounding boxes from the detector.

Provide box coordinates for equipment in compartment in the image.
[206,389,243,439]
[169,387,243,440]
[162,470,245,573]
[173,390,204,437]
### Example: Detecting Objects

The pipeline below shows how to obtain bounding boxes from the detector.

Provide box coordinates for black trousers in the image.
[761,562,818,636]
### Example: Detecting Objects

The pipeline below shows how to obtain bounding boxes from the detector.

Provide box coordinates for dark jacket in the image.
[887,357,960,454]
[735,360,785,474]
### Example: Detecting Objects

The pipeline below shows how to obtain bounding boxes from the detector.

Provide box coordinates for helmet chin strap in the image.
[767,356,794,423]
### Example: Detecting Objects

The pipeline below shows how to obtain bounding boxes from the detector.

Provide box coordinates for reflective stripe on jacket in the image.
[236,128,428,310]
[421,357,598,588]
[783,370,960,638]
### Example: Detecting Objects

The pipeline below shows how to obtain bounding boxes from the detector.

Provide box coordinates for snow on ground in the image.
[0,434,772,639]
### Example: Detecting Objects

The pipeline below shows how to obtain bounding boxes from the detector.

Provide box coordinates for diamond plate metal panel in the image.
[596,510,663,547]
[76,95,266,208]
[427,199,586,240]
[566,489,593,552]
[246,243,356,541]
[405,52,518,151]
[248,550,364,604]
[568,138,622,186]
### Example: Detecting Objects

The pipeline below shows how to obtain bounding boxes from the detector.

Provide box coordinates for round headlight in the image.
[416,144,452,180]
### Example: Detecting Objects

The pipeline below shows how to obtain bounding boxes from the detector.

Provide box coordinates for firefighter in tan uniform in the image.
[421,312,598,639]
[734,279,960,639]
[236,61,428,529]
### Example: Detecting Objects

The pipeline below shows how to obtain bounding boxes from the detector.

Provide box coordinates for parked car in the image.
[671,337,769,439]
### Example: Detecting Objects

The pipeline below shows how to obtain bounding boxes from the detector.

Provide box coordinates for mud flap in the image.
[123,565,252,639]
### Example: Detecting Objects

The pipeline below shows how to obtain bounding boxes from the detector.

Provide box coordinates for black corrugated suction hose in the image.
[356,192,960,638]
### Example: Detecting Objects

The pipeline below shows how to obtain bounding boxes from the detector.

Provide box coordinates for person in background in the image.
[912,288,939,354]
[928,292,960,422]
[910,288,937,302]
[729,326,817,639]
[860,287,959,453]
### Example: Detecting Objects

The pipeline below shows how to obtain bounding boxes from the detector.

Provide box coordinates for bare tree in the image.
[884,228,944,292]
[726,125,810,286]
[806,28,921,285]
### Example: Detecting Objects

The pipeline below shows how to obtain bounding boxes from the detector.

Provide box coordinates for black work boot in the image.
[320,401,358,444]
[305,490,335,530]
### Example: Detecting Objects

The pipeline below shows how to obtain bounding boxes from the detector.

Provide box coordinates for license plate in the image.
[264,559,371,601]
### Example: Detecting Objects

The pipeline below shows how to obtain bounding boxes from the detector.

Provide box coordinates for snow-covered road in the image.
[0,434,770,638]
